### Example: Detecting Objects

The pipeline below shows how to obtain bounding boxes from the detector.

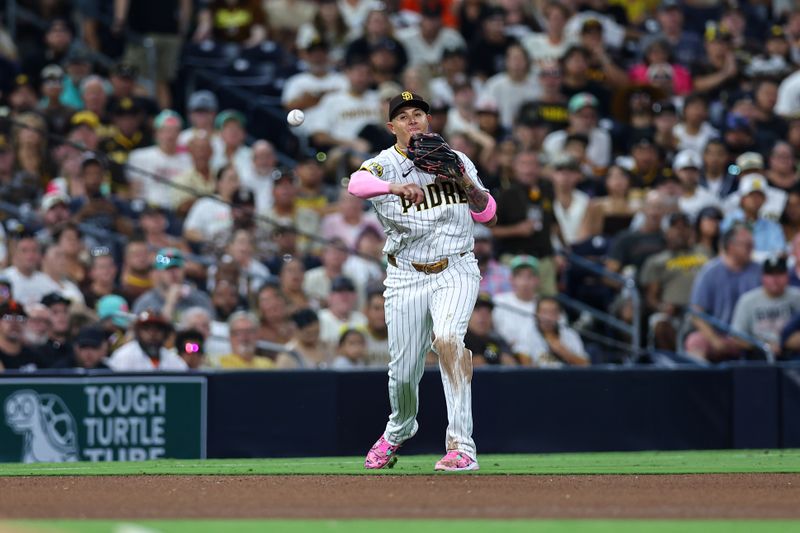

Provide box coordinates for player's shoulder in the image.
[360,148,398,178]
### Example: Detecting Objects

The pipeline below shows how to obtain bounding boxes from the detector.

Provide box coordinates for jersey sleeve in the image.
[357,154,395,203]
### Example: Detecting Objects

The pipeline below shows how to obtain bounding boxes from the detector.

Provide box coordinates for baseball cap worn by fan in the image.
[154,248,185,270]
[736,151,764,172]
[673,149,702,171]
[0,300,27,319]
[763,255,788,275]
[41,292,71,307]
[215,109,246,130]
[154,110,182,130]
[41,191,70,212]
[510,255,539,274]
[96,294,131,329]
[75,326,108,348]
[567,92,598,114]
[738,174,768,196]
[188,90,218,113]
[388,91,430,121]
[331,276,356,293]
[474,293,494,310]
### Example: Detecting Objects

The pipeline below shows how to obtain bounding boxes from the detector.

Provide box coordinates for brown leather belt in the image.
[387,253,466,275]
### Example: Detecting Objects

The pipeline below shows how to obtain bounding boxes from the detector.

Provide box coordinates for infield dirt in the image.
[0,474,798,519]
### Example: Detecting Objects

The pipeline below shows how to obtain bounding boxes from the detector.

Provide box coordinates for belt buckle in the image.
[425,258,448,274]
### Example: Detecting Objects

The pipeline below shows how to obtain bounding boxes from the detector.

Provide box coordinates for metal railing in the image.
[559,251,642,363]
[678,307,776,363]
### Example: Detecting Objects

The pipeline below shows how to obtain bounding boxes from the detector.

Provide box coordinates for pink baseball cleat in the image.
[434,450,480,471]
[365,435,401,469]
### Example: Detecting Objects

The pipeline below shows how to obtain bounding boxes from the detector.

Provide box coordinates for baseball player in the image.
[348,91,497,471]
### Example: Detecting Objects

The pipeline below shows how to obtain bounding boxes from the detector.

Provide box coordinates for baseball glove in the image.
[407,133,465,181]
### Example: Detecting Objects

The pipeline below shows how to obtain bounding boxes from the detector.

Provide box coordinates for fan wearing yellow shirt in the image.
[218,311,275,369]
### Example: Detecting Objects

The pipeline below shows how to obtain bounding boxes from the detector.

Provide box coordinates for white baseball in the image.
[287,109,305,127]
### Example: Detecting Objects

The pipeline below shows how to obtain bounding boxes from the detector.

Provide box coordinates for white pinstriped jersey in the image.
[360,146,487,264]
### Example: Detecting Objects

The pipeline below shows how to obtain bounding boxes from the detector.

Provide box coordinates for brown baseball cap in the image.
[388,91,430,121]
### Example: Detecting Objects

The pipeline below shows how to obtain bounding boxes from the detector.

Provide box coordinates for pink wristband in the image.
[471,193,496,223]
[348,169,391,199]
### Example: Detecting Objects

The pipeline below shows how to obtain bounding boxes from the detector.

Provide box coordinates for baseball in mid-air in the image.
[287,109,305,127]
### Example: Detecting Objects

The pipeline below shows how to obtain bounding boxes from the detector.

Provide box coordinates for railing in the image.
[678,307,776,364]
[559,251,642,364]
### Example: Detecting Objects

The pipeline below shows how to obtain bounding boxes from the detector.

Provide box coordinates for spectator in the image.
[52,223,88,286]
[21,19,76,86]
[173,328,206,370]
[493,255,540,354]
[40,243,85,307]
[295,156,335,216]
[345,7,407,74]
[695,205,724,258]
[127,110,192,209]
[113,0,192,108]
[22,304,51,350]
[36,292,74,367]
[304,238,351,304]
[13,111,56,189]
[551,155,590,246]
[753,79,788,152]
[219,311,275,369]
[493,151,561,295]
[107,63,160,120]
[340,226,384,303]
[732,255,800,358]
[558,46,610,117]
[137,206,193,269]
[210,110,253,179]
[80,76,110,131]
[723,152,787,220]
[517,296,589,367]
[278,257,314,314]
[264,170,321,255]
[256,284,293,346]
[674,93,719,154]
[479,43,541,130]
[686,224,762,362]
[641,213,710,351]
[240,140,278,215]
[321,190,382,250]
[132,248,214,321]
[465,293,516,366]
[208,280,238,355]
[194,0,269,47]
[71,154,133,238]
[520,1,570,64]
[183,165,239,248]
[640,1,703,68]
[0,300,39,371]
[2,232,51,308]
[782,188,800,243]
[318,276,367,353]
[543,92,612,176]
[429,47,470,107]
[362,289,389,367]
[605,190,667,280]
[38,64,75,137]
[283,37,348,123]
[330,327,368,369]
[467,5,512,81]
[579,164,636,240]
[528,61,569,133]
[95,294,132,352]
[766,141,798,192]
[722,175,786,263]
[473,225,511,297]
[674,149,719,220]
[628,39,692,97]
[177,90,223,152]
[108,311,187,370]
[575,17,629,90]
[699,139,736,200]
[397,0,465,69]
[53,325,111,370]
[692,24,742,107]
[276,308,327,368]
[100,97,151,192]
[172,133,215,213]
[120,238,153,304]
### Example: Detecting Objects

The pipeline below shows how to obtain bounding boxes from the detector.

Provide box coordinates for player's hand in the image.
[390,183,425,205]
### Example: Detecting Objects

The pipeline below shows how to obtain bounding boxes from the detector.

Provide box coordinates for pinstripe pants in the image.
[382,252,480,457]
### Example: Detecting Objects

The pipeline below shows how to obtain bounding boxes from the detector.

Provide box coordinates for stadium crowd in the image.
[1,0,800,371]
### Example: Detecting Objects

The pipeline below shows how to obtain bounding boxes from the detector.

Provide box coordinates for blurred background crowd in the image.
[1,0,800,372]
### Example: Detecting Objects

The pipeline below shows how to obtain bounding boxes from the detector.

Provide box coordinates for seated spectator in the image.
[120,238,153,304]
[674,149,719,220]
[694,206,724,258]
[342,226,385,306]
[53,325,111,370]
[474,225,511,297]
[465,294,517,366]
[35,191,72,246]
[723,152,787,220]
[52,223,88,286]
[263,170,321,256]
[686,224,762,362]
[127,110,192,208]
[641,213,710,351]
[318,276,367,354]
[81,246,119,310]
[691,23,742,105]
[330,327,368,369]
[177,90,223,153]
[674,94,718,154]
[722,175,786,263]
[172,132,215,213]
[362,289,388,367]
[605,190,667,281]
[219,311,275,369]
[766,141,798,193]
[542,92,611,178]
[321,190,382,251]
[40,243,85,308]
[517,297,589,367]
[277,308,327,369]
[558,45,611,118]
[208,281,238,358]
[23,303,51,350]
[240,140,278,215]
[95,294,131,353]
[551,155,590,246]
[99,98,151,192]
[732,256,800,358]
[183,165,240,249]
[304,238,351,305]
[781,187,800,243]
[256,283,293,346]
[628,39,692,96]
[493,256,540,353]
[109,311,186,371]
[528,61,569,133]
[0,300,41,371]
[396,0,463,70]
[36,292,74,367]
[194,0,269,47]
[211,110,253,178]
[294,156,335,217]
[132,248,214,322]
[478,43,540,131]
[520,1,569,64]
[579,165,636,240]
[2,231,51,308]
[699,139,736,200]
[278,257,315,314]
[173,328,206,370]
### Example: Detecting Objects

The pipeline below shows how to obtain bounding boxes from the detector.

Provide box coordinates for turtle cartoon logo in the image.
[5,390,79,463]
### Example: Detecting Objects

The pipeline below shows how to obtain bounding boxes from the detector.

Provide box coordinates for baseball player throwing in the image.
[348,91,497,471]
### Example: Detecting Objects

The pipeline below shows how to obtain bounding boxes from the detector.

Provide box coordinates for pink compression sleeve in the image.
[348,170,391,199]
[471,193,497,223]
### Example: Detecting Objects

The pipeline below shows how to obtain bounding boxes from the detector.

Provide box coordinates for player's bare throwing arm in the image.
[348,91,497,472]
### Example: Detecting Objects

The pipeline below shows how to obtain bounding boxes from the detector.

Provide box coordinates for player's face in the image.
[388,106,430,147]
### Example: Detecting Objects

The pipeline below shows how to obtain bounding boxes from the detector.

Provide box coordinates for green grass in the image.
[1,449,799,476]
[7,520,800,533]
